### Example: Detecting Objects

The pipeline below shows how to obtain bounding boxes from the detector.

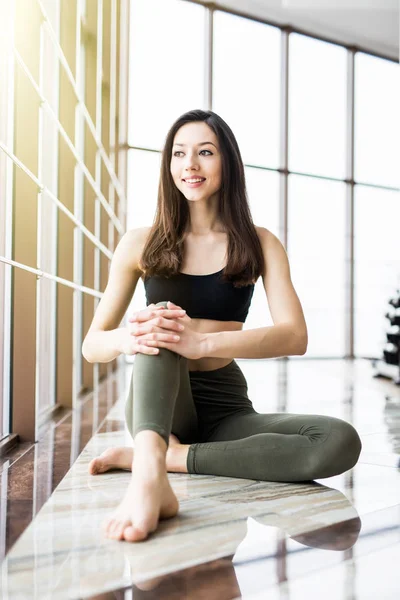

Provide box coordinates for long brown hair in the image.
[139,109,265,287]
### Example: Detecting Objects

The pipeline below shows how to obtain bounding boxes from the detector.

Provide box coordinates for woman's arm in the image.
[202,322,306,360]
[82,228,147,363]
[201,227,308,360]
[83,328,127,363]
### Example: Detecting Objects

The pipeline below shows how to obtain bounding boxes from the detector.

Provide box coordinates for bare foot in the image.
[89,447,133,475]
[103,454,179,542]
[89,434,181,475]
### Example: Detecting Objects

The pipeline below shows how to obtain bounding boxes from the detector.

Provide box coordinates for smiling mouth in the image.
[184,182,205,189]
[183,179,206,186]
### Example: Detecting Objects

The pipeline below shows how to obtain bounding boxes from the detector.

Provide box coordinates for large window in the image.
[354,53,399,188]
[289,33,347,180]
[245,167,280,330]
[354,185,400,358]
[288,175,347,357]
[128,0,206,150]
[354,53,400,357]
[213,11,281,170]
[288,35,348,357]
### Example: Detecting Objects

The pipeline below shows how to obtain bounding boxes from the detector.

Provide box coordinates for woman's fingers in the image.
[138,331,180,343]
[154,316,185,330]
[129,309,185,323]
[133,329,181,355]
[167,301,182,310]
[129,305,154,322]
[132,318,184,336]
[135,342,159,355]
[132,323,182,338]
[129,303,186,355]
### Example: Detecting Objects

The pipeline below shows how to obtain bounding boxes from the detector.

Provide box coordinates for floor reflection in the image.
[84,511,363,599]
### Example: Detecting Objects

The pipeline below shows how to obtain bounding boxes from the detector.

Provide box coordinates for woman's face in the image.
[170,122,222,202]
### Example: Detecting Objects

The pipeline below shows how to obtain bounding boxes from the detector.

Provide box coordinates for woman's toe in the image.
[123,524,148,543]
[114,520,130,540]
[110,521,123,539]
[93,460,102,474]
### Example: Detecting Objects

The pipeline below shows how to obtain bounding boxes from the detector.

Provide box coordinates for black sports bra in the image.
[143,268,255,322]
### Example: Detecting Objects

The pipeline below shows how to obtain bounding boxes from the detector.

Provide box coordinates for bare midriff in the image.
[187,317,243,372]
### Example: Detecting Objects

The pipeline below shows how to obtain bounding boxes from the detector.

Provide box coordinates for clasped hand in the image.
[128,301,206,360]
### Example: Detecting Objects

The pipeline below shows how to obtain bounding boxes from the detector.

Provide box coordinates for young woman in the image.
[82,109,362,544]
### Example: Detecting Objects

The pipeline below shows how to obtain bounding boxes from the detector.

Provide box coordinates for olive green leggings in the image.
[125,306,362,482]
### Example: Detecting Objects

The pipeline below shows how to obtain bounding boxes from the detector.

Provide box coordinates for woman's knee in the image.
[314,419,362,479]
[134,301,183,365]
[338,420,362,470]
[134,346,180,369]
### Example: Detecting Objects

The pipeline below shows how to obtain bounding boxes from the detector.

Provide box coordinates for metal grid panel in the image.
[0,0,128,442]
[0,1,15,442]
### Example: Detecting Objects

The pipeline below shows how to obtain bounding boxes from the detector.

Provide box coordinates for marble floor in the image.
[1,358,400,599]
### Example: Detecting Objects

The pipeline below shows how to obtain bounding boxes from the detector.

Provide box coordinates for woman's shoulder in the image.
[254,225,285,259]
[254,225,275,243]
[130,225,152,244]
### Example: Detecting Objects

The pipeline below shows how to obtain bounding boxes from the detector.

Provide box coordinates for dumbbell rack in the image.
[372,289,400,386]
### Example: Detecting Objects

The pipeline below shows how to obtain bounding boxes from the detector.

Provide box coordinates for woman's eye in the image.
[173,150,212,157]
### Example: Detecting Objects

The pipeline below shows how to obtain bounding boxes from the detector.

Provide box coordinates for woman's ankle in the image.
[133,431,168,469]
[134,430,168,455]
[166,445,189,473]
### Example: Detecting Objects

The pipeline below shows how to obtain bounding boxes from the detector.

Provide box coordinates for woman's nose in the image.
[184,154,199,168]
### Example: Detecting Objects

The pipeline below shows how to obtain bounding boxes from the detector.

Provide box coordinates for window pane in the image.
[37,22,60,416]
[0,0,14,440]
[244,168,280,331]
[127,149,161,229]
[0,148,9,441]
[128,0,206,149]
[245,167,280,237]
[354,185,400,357]
[354,53,400,188]
[289,34,347,179]
[288,175,347,357]
[213,11,281,169]
[126,149,161,349]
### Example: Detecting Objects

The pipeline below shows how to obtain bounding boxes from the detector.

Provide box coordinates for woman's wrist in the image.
[82,328,125,363]
[199,332,213,358]
[113,327,127,356]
